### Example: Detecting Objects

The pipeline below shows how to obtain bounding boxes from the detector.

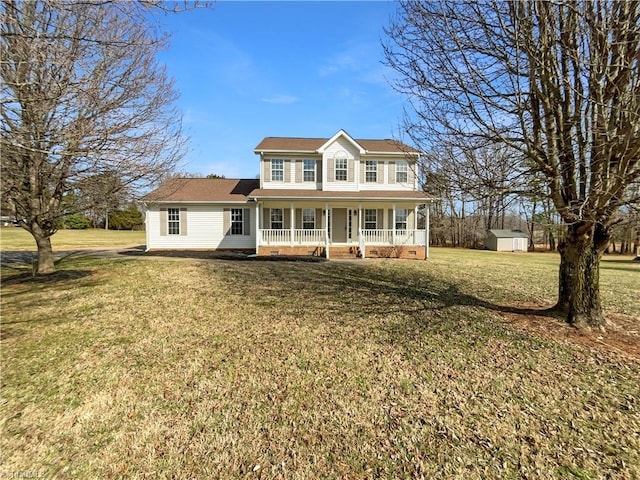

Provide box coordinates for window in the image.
[396,161,408,183]
[302,208,315,229]
[270,208,283,230]
[335,158,347,181]
[271,159,284,181]
[395,209,408,230]
[365,161,377,182]
[303,160,315,182]
[364,209,377,230]
[168,208,180,235]
[231,208,244,235]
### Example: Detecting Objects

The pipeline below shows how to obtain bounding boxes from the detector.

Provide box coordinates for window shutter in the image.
[263,159,271,182]
[389,162,396,183]
[377,162,384,183]
[296,208,302,228]
[408,162,416,187]
[284,208,291,229]
[243,208,250,235]
[377,209,384,229]
[408,209,415,230]
[284,160,291,183]
[327,158,334,182]
[296,160,302,183]
[348,159,354,182]
[360,161,365,183]
[388,209,393,229]
[263,208,270,228]
[316,209,322,229]
[160,208,167,236]
[223,208,230,235]
[316,160,322,182]
[180,208,187,236]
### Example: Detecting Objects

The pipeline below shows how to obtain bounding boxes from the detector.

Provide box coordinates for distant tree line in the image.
[417,148,639,254]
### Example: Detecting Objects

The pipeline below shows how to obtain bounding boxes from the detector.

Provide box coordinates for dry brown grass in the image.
[1,250,639,479]
[0,228,145,251]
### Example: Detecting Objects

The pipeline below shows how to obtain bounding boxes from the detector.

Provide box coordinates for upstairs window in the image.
[335,157,347,181]
[271,159,284,182]
[168,208,180,235]
[365,161,377,182]
[396,161,408,183]
[302,208,315,229]
[270,208,283,230]
[231,208,244,235]
[364,209,377,230]
[395,209,408,230]
[303,160,316,182]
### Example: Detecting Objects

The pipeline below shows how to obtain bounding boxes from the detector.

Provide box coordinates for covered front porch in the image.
[254,201,430,259]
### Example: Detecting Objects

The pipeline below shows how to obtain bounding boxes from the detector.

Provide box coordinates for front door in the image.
[332,208,347,243]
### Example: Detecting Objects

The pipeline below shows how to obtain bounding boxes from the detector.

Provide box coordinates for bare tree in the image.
[75,171,129,228]
[1,0,188,273]
[384,0,640,328]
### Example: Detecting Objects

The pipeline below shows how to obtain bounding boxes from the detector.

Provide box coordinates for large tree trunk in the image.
[555,223,610,329]
[30,226,56,274]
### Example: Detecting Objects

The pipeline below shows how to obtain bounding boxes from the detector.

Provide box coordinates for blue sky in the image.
[158,1,405,179]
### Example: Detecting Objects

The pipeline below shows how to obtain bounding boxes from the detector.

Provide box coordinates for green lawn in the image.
[1,249,639,478]
[0,227,145,251]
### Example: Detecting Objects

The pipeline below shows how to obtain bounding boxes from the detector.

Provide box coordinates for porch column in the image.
[255,202,260,254]
[358,202,364,259]
[325,202,330,259]
[392,203,396,245]
[290,202,295,246]
[425,203,430,259]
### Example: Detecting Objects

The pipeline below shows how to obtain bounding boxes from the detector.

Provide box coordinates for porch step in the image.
[329,246,362,259]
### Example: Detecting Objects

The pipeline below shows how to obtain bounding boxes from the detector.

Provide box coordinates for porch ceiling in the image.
[249,189,434,202]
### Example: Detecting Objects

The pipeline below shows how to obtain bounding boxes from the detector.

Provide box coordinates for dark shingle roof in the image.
[143,179,434,203]
[143,178,259,202]
[254,136,418,154]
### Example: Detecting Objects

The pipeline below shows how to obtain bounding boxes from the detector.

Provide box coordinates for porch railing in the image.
[294,229,325,244]
[260,229,325,245]
[360,229,425,245]
[259,229,426,246]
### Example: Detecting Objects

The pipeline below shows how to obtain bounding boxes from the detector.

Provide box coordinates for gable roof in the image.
[254,131,419,155]
[488,229,528,238]
[317,129,365,154]
[143,178,258,203]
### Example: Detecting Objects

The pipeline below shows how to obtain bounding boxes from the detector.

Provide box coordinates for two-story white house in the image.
[143,130,433,259]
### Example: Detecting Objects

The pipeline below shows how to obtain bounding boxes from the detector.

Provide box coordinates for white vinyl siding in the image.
[148,205,255,249]
[263,157,320,189]
[322,138,358,191]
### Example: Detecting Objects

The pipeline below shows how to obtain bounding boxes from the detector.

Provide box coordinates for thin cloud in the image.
[260,94,299,104]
